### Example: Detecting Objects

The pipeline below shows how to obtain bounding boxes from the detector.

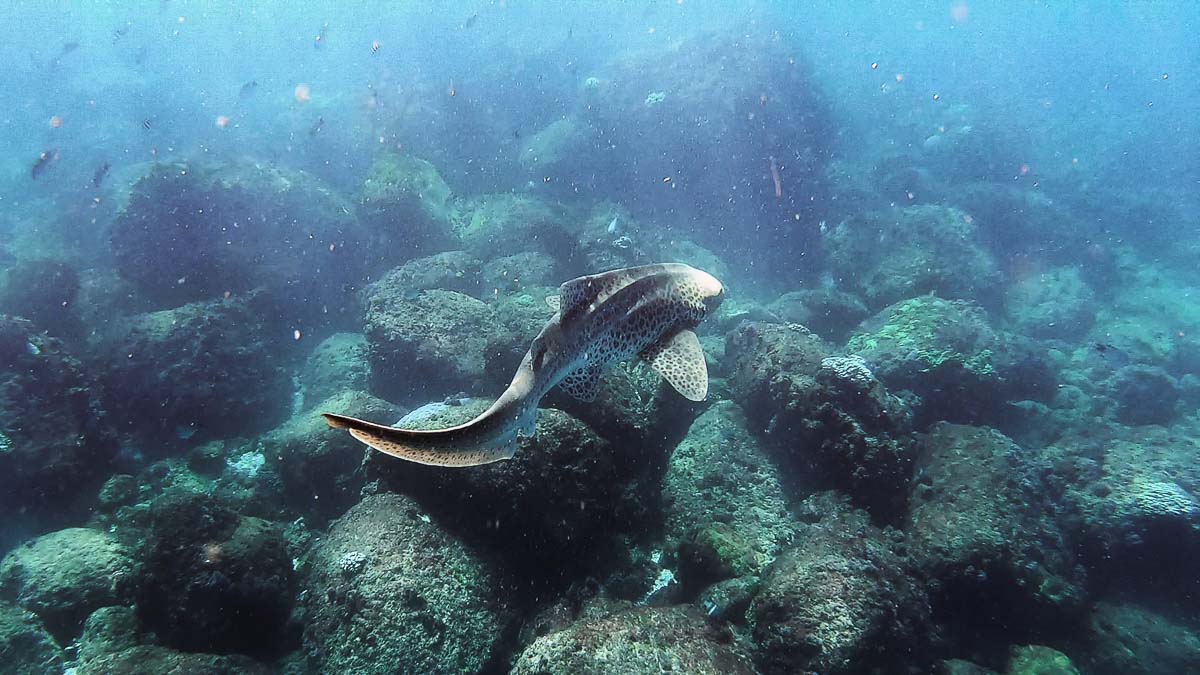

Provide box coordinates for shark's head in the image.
[689,266,725,314]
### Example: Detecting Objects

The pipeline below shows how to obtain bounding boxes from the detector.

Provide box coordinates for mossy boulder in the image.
[749,493,929,675]
[94,294,290,443]
[826,205,1003,310]
[0,258,82,338]
[1004,266,1096,342]
[110,161,367,320]
[768,288,870,344]
[136,488,296,656]
[0,602,63,675]
[1005,645,1080,675]
[358,153,457,259]
[370,402,639,576]
[726,321,915,517]
[452,192,571,259]
[513,605,757,675]
[260,390,402,526]
[908,424,1086,639]
[0,317,116,512]
[848,296,1055,429]
[296,332,371,411]
[663,401,797,587]
[363,282,500,405]
[1073,602,1200,674]
[303,492,503,674]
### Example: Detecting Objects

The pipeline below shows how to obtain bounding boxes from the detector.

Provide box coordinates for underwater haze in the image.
[1,1,1199,673]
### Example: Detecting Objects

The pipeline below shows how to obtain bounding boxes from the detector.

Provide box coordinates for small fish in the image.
[140,117,154,130]
[314,22,328,48]
[309,116,325,136]
[31,149,58,180]
[447,78,456,97]
[92,161,111,188]
[371,39,381,54]
[1092,342,1131,369]
[48,41,80,69]
[238,80,258,98]
[462,13,479,29]
[112,22,131,45]
[606,215,620,234]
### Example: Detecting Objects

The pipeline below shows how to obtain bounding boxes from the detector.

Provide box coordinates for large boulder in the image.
[295,332,371,411]
[357,153,457,260]
[362,280,500,404]
[260,390,402,526]
[369,402,640,576]
[1073,602,1200,675]
[749,493,930,675]
[110,161,368,324]
[847,296,1056,429]
[0,258,82,339]
[136,488,296,656]
[0,602,63,675]
[908,424,1086,640]
[1004,266,1096,342]
[0,317,116,512]
[0,528,138,642]
[663,401,797,588]
[94,294,291,444]
[513,605,757,675]
[826,205,1003,311]
[303,492,503,674]
[726,321,915,517]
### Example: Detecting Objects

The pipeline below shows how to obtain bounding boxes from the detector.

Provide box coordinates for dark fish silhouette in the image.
[309,116,325,136]
[112,22,131,45]
[238,80,258,98]
[92,161,112,188]
[141,117,154,130]
[1092,342,1131,369]
[48,41,79,69]
[314,22,329,48]
[31,150,58,180]
[462,13,479,29]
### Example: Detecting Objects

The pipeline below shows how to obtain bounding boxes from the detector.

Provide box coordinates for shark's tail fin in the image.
[322,412,511,467]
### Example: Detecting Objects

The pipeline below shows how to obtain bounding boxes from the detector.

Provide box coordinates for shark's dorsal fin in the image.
[561,364,602,401]
[557,266,669,319]
[642,329,708,401]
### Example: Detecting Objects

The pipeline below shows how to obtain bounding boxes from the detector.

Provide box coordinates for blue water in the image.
[1,1,1199,673]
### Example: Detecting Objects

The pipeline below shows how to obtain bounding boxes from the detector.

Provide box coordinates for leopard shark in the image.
[322,262,724,467]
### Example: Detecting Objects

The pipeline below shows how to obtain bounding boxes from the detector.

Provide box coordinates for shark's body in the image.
[323,262,724,467]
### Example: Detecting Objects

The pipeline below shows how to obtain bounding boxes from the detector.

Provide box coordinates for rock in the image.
[725,321,915,517]
[1004,645,1080,675]
[481,252,560,294]
[370,403,638,575]
[452,193,570,260]
[847,296,1056,429]
[358,153,457,260]
[0,528,138,642]
[663,401,797,587]
[749,494,929,675]
[1107,365,1179,426]
[908,424,1086,639]
[1074,602,1200,674]
[826,205,1003,311]
[76,606,141,665]
[0,602,64,675]
[0,258,82,338]
[0,317,116,513]
[1062,425,1200,593]
[260,390,402,526]
[303,492,502,674]
[1004,266,1096,342]
[512,605,757,675]
[110,161,367,324]
[76,644,272,675]
[369,250,483,297]
[97,474,139,511]
[297,332,371,410]
[768,288,870,344]
[362,284,499,405]
[939,659,1000,675]
[136,488,296,655]
[94,294,290,444]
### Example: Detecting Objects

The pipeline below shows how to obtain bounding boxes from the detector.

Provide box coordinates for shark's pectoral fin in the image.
[561,364,602,402]
[642,329,709,401]
[545,295,561,312]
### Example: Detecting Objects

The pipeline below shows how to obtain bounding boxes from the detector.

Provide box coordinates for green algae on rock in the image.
[303,492,503,674]
[513,605,757,675]
[0,601,63,675]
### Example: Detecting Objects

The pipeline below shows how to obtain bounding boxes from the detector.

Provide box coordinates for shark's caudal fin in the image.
[321,413,513,467]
